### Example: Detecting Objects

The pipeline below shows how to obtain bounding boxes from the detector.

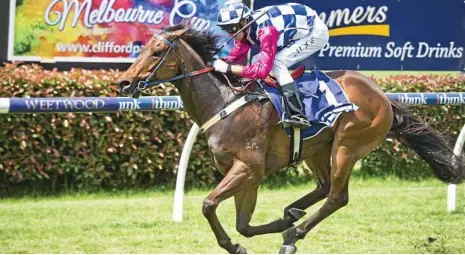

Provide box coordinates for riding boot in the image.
[278,81,312,129]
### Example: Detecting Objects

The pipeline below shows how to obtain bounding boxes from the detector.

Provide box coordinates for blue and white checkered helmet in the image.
[217,0,251,26]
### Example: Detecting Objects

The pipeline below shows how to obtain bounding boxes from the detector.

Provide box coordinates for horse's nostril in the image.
[118,80,131,89]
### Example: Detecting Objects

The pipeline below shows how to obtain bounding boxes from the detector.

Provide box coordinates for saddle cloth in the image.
[258,69,359,140]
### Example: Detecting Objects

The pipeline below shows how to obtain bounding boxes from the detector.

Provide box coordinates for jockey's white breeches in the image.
[251,15,329,85]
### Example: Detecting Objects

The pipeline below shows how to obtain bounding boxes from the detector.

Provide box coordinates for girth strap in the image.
[288,128,303,166]
[200,94,266,132]
[200,92,302,165]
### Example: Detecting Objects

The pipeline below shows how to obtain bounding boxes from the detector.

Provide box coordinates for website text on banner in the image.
[0,96,183,113]
[2,93,465,113]
[8,0,234,63]
[252,0,465,71]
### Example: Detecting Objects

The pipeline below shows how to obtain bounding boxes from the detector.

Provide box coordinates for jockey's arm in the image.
[223,39,251,64]
[230,26,278,79]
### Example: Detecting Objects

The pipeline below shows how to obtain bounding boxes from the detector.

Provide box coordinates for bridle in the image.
[137,33,214,91]
[136,32,255,93]
[136,9,270,92]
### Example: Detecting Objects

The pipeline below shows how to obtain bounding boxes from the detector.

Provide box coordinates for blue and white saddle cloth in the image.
[258,69,359,140]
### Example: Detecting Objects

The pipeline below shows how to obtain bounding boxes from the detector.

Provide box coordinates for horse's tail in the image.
[389,99,465,184]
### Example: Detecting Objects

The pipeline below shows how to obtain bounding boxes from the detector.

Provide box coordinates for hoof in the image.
[234,243,247,254]
[282,226,297,244]
[279,245,297,254]
[287,208,306,221]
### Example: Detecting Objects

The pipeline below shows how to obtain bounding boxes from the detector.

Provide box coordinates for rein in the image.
[138,33,214,91]
[137,33,254,93]
[137,9,272,92]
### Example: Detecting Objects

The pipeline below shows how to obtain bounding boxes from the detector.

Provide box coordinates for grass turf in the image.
[1,178,464,254]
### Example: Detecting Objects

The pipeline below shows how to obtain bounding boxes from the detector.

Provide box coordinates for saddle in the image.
[243,65,307,166]
[263,66,306,88]
[204,66,357,167]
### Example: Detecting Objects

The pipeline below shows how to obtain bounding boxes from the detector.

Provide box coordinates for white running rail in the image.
[449,124,465,212]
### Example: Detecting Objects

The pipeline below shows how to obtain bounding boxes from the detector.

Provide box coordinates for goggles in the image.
[220,24,241,34]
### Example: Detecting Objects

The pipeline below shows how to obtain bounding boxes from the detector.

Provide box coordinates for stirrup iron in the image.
[279,82,312,129]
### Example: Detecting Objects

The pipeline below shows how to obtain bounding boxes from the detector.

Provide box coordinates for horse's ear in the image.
[171,26,190,39]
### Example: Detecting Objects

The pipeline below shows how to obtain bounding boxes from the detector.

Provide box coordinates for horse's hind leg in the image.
[280,113,389,254]
[233,145,331,237]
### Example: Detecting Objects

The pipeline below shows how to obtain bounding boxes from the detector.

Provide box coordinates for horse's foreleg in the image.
[234,187,259,238]
[234,182,297,238]
[202,159,254,254]
[234,147,331,237]
[281,149,332,217]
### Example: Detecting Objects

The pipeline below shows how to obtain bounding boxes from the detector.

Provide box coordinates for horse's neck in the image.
[176,40,235,126]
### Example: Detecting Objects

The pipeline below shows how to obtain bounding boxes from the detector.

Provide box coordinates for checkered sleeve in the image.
[240,26,278,79]
[223,39,251,64]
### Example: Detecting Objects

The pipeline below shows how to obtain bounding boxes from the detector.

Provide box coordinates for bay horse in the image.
[117,24,465,254]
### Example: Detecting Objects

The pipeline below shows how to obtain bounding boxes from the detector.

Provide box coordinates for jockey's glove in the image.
[213,59,230,73]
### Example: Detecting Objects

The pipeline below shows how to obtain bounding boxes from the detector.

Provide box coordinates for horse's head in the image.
[117,26,190,98]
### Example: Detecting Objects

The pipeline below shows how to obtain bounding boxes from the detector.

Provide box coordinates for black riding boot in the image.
[279,81,312,129]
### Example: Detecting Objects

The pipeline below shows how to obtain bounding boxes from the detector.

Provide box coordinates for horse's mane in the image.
[163,24,240,84]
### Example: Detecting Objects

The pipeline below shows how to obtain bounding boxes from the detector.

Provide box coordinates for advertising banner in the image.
[253,0,465,71]
[8,0,233,63]
[0,96,184,113]
[2,93,465,114]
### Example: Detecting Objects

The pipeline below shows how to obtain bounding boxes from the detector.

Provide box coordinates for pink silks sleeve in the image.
[240,26,279,79]
[223,39,251,64]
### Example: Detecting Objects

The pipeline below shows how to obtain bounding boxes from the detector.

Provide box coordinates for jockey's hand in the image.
[213,59,229,73]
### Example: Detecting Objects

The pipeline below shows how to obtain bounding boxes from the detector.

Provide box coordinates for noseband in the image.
[137,33,214,91]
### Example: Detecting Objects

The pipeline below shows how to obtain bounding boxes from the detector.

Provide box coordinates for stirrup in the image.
[279,115,312,129]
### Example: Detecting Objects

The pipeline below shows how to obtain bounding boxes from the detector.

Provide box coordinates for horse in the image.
[117,24,465,254]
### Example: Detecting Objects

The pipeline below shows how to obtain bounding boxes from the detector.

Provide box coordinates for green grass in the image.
[1,178,464,254]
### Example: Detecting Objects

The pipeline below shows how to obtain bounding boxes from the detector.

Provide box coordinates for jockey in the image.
[213,0,329,129]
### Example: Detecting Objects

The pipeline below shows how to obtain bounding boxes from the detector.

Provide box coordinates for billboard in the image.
[253,0,465,71]
[8,0,233,63]
[8,0,465,70]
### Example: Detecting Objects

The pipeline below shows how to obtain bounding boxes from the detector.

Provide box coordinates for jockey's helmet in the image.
[216,0,251,34]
